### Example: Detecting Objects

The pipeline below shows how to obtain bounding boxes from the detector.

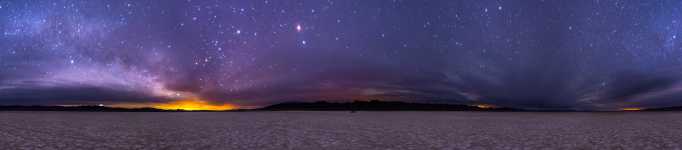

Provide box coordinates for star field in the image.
[2,0,682,110]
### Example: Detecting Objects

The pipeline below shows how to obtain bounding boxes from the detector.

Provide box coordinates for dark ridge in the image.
[0,105,186,112]
[260,100,520,111]
[646,106,682,111]
[0,105,168,112]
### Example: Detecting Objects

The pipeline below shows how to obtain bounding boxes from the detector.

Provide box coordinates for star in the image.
[2,0,682,110]
[296,24,302,32]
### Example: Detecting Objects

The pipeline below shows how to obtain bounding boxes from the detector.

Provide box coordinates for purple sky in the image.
[3,0,682,110]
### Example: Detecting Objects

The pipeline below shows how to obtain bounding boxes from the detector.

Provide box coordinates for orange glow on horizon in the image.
[112,98,238,111]
[475,104,496,109]
[621,108,642,111]
[152,99,237,111]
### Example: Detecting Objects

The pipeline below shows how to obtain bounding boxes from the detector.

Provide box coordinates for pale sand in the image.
[0,111,680,149]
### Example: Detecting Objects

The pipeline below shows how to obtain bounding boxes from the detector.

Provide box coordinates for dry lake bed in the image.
[1,111,682,149]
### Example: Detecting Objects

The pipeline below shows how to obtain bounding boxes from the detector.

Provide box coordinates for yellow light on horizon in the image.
[475,104,496,109]
[152,99,237,111]
[622,108,642,111]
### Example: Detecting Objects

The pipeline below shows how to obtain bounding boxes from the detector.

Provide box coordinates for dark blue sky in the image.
[2,0,682,110]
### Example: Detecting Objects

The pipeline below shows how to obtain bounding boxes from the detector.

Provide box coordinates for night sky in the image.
[2,0,682,110]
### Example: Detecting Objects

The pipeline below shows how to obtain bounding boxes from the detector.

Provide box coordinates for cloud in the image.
[0,82,169,105]
[601,72,678,103]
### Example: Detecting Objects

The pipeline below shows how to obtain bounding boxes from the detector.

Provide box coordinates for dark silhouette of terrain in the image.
[647,106,682,111]
[7,101,682,112]
[0,105,169,112]
[1,101,519,112]
[0,105,253,112]
[260,100,519,111]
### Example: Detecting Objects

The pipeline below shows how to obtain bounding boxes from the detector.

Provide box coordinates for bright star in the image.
[296,24,302,32]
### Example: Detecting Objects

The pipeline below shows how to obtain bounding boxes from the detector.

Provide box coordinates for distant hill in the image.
[260,100,519,111]
[0,105,171,112]
[646,106,682,111]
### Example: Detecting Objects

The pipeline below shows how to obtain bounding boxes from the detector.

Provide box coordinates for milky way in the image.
[3,0,682,110]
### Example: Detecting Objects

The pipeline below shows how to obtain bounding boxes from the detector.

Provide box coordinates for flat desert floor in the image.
[1,111,681,149]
